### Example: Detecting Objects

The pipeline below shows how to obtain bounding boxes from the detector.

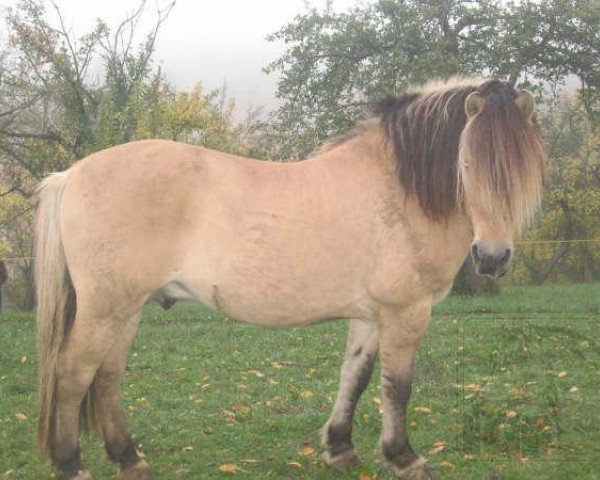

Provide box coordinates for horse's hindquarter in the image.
[60,140,380,324]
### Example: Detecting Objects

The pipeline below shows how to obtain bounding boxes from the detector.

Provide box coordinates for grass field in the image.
[1,283,598,479]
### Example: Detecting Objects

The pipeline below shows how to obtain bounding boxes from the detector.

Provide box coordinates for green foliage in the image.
[265,0,600,159]
[515,98,600,283]
[0,0,254,193]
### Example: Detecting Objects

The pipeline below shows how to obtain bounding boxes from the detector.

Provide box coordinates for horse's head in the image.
[458,81,545,278]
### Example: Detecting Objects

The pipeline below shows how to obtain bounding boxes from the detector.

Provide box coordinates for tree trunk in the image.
[452,257,500,295]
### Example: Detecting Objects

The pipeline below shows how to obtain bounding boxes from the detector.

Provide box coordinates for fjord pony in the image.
[35,79,544,479]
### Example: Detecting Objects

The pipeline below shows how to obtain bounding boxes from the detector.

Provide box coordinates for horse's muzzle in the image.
[471,242,512,278]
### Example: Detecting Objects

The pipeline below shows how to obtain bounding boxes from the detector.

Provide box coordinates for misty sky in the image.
[2,0,361,117]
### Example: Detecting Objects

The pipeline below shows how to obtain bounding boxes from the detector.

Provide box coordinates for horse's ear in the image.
[465,92,485,118]
[515,90,535,121]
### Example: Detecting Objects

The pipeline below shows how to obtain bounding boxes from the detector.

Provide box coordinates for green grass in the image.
[1,283,599,479]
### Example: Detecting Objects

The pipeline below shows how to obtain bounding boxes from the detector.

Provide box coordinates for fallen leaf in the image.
[413,406,432,414]
[182,445,194,452]
[14,413,27,421]
[505,411,518,418]
[287,461,303,468]
[299,447,316,457]
[219,463,241,473]
[512,450,529,461]
[569,386,579,393]
[359,472,375,480]
[20,356,27,364]
[558,371,568,378]
[465,383,484,392]
[440,460,455,469]
[535,418,545,429]
[372,397,384,413]
[510,387,526,397]
[300,390,314,399]
[429,445,445,454]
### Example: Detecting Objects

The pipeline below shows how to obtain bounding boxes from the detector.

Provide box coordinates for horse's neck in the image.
[310,128,472,291]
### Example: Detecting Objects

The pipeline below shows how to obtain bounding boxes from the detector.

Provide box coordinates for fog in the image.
[1,0,361,117]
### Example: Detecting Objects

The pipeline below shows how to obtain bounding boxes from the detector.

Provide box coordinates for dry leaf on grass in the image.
[299,447,316,457]
[219,463,241,473]
[429,441,446,455]
[413,406,432,414]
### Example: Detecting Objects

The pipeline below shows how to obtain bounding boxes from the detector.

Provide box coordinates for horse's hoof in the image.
[389,455,436,479]
[117,460,155,480]
[62,471,92,480]
[322,448,361,471]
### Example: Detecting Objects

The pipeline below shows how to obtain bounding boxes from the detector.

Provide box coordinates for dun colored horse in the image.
[35,78,545,479]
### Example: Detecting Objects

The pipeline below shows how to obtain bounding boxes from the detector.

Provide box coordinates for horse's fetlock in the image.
[52,446,85,479]
[381,439,418,468]
[106,438,140,469]
[324,421,354,456]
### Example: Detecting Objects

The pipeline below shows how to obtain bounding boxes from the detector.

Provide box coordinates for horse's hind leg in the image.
[91,312,154,480]
[52,308,135,480]
[322,319,379,470]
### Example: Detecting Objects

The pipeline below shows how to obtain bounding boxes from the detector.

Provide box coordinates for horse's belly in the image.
[171,258,375,326]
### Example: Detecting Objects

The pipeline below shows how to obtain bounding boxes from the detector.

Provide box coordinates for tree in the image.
[516,96,600,283]
[0,0,260,309]
[265,0,600,159]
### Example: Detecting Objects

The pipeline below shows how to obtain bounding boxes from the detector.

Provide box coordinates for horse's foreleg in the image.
[322,319,379,470]
[378,303,434,479]
[91,313,154,480]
